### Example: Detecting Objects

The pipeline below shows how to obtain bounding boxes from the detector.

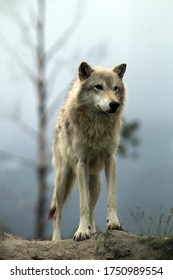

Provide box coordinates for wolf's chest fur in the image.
[69,106,120,150]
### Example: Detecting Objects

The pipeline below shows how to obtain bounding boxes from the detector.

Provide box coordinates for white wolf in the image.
[49,62,127,241]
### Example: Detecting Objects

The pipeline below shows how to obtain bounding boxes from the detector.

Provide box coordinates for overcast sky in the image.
[0,0,173,238]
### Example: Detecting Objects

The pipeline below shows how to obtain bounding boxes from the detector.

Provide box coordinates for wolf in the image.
[49,61,127,241]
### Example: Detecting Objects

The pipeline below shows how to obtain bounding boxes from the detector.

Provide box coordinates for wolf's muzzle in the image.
[108,101,119,113]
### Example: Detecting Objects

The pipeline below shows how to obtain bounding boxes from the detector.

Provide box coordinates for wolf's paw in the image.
[73,227,90,241]
[107,220,123,231]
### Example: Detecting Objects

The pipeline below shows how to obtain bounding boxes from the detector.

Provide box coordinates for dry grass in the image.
[129,205,173,237]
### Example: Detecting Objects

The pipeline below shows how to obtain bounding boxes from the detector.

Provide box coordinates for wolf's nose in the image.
[109,101,119,111]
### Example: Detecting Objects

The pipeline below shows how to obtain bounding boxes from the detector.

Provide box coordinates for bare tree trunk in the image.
[35,0,47,239]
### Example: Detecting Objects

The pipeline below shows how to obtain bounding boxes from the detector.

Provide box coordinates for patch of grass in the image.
[129,205,173,237]
[97,229,112,238]
[139,235,173,259]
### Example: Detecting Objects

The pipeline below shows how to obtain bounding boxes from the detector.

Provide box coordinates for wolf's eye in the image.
[94,84,103,90]
[114,86,119,92]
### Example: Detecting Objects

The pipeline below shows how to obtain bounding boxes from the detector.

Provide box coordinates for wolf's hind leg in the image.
[52,170,65,241]
[52,166,75,241]
[89,174,101,234]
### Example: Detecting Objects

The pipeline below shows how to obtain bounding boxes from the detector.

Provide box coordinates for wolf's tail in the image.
[48,168,76,219]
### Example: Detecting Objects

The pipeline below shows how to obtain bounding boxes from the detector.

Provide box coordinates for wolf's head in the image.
[77,62,127,114]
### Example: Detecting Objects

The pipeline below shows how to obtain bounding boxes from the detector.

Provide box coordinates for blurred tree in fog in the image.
[0,0,140,239]
[119,120,140,158]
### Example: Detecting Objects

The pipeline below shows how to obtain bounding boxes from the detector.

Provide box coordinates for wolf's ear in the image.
[78,62,93,80]
[113,63,126,78]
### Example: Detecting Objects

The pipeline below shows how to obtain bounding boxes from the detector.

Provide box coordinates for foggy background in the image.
[0,0,173,239]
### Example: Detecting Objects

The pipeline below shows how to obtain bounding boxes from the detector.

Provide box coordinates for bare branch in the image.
[47,48,79,97]
[45,86,68,123]
[0,1,35,50]
[1,104,38,140]
[28,5,37,32]
[0,149,36,169]
[0,33,36,84]
[47,59,66,96]
[46,1,87,61]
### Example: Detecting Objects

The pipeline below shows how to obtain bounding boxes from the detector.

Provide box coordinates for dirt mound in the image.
[0,230,171,260]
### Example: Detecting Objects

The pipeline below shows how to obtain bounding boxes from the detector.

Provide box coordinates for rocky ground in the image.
[0,230,172,260]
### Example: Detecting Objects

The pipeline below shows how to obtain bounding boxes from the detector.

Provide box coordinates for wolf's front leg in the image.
[105,155,122,230]
[73,160,90,241]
